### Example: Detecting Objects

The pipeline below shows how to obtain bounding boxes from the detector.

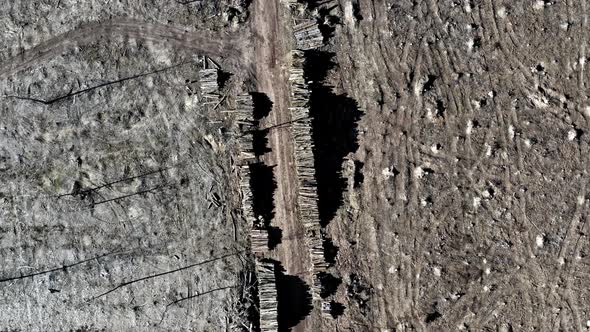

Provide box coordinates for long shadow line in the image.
[5,62,189,105]
[89,250,245,301]
[262,116,311,131]
[0,250,126,283]
[89,183,169,207]
[158,285,237,325]
[58,167,170,199]
[167,285,236,307]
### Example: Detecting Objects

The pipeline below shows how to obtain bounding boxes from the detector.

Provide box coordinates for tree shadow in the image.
[317,7,339,41]
[251,92,273,120]
[217,70,232,89]
[303,51,362,227]
[317,271,341,298]
[267,226,282,250]
[273,261,313,331]
[252,129,271,156]
[351,0,363,21]
[251,92,272,157]
[353,160,364,188]
[329,301,345,318]
[322,236,339,265]
[303,50,335,82]
[249,163,276,225]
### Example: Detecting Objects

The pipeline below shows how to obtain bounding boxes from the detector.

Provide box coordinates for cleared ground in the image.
[3,0,590,331]
[0,2,251,331]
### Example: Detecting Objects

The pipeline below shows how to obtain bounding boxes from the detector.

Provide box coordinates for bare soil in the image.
[2,0,590,331]
[323,0,590,331]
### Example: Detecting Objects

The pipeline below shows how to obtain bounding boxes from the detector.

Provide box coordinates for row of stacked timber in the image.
[293,20,324,50]
[250,228,270,255]
[233,94,264,231]
[237,164,256,225]
[288,50,330,300]
[230,94,278,330]
[256,259,279,332]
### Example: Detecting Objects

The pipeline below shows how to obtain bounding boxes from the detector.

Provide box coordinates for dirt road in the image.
[0,18,244,79]
[251,1,313,331]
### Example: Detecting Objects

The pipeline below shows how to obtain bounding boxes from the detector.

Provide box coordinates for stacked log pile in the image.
[288,50,329,300]
[280,0,299,6]
[321,301,332,315]
[293,20,324,50]
[250,228,269,255]
[234,94,258,131]
[237,133,256,162]
[229,93,278,330]
[234,94,257,162]
[198,68,220,106]
[256,259,279,332]
[238,164,256,225]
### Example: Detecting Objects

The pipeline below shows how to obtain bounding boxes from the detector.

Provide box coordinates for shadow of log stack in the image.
[288,50,330,303]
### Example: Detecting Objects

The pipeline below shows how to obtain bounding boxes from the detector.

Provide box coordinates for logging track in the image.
[252,0,313,331]
[0,18,245,79]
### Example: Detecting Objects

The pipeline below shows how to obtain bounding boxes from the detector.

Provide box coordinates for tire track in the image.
[0,18,246,79]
